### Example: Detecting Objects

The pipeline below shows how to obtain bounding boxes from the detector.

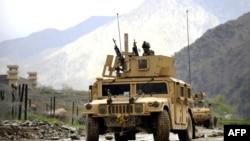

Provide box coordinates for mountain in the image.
[174,12,250,119]
[193,0,250,23]
[0,16,115,62]
[1,0,250,92]
[22,0,220,90]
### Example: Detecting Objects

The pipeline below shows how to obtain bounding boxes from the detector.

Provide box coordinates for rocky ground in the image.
[0,120,84,140]
[0,120,224,141]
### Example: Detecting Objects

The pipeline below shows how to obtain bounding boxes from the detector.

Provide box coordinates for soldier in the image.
[142,41,154,56]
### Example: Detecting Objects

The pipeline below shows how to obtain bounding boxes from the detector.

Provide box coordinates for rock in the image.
[70,133,80,140]
[0,120,84,140]
[50,136,60,140]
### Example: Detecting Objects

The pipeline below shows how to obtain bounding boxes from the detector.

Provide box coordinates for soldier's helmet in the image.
[142,41,150,48]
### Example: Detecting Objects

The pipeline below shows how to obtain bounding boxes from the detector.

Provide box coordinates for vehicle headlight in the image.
[99,105,106,114]
[135,104,143,113]
[85,103,92,110]
[152,101,160,108]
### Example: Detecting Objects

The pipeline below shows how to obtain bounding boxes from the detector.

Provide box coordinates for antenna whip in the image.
[186,10,191,85]
[117,13,122,52]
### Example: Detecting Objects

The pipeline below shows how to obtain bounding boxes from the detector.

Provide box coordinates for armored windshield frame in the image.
[136,82,168,94]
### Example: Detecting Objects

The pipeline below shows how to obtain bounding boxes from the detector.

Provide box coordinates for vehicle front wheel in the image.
[85,115,99,141]
[153,110,170,141]
[178,112,194,141]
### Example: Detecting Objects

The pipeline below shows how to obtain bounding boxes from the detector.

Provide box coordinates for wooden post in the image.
[76,106,79,116]
[53,96,55,116]
[24,84,28,120]
[72,102,74,125]
[28,99,31,108]
[18,84,24,120]
[11,84,17,119]
[50,97,53,117]
[0,90,4,100]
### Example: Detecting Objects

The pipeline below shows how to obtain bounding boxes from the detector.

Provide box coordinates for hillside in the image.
[0,16,115,62]
[174,12,250,119]
[22,0,220,90]
[193,0,250,23]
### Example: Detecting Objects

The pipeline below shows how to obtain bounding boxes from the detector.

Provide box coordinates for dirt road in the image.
[81,126,224,141]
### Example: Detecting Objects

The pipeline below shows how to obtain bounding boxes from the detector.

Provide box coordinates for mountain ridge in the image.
[23,0,220,90]
[0,16,115,61]
[174,12,250,119]
[1,0,250,92]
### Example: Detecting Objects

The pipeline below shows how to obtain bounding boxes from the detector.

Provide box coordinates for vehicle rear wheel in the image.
[204,118,212,129]
[85,115,99,141]
[208,117,215,129]
[178,112,194,141]
[153,110,170,141]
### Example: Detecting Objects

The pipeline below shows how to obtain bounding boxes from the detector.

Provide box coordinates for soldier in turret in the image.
[142,41,154,56]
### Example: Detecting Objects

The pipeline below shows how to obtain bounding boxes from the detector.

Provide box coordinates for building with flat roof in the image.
[27,72,38,88]
[0,65,38,89]
[7,65,19,86]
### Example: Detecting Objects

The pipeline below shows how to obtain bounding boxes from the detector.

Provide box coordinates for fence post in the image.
[53,96,55,116]
[0,90,4,100]
[72,102,74,125]
[24,84,28,120]
[50,97,53,117]
[18,84,24,120]
[76,106,79,116]
[11,84,17,119]
[28,99,31,108]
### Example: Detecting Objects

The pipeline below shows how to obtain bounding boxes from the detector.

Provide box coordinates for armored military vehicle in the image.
[191,92,214,129]
[83,33,195,141]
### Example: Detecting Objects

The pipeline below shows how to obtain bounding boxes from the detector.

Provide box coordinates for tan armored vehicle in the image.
[191,92,214,129]
[83,33,195,141]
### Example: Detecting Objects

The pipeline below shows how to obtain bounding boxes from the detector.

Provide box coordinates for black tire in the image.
[153,110,170,141]
[114,133,127,141]
[204,119,212,129]
[214,116,218,128]
[209,117,215,129]
[203,119,209,128]
[127,132,136,140]
[114,131,136,141]
[85,115,99,141]
[178,112,194,141]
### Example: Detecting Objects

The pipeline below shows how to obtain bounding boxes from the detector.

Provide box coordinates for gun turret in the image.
[103,34,176,78]
[132,39,139,56]
[113,39,124,64]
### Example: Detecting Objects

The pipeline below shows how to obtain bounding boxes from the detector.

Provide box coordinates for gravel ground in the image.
[82,126,224,141]
[0,120,223,141]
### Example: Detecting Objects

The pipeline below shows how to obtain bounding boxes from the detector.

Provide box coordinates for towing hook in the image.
[129,96,134,104]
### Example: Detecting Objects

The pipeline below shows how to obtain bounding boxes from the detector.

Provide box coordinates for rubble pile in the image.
[0,120,84,140]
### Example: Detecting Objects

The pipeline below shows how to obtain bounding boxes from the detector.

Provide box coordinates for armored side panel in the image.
[122,55,176,77]
[102,55,176,78]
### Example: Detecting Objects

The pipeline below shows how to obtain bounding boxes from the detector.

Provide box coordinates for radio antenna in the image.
[117,13,122,52]
[186,10,191,85]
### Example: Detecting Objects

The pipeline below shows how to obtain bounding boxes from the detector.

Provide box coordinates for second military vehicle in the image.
[83,33,195,141]
[191,92,214,129]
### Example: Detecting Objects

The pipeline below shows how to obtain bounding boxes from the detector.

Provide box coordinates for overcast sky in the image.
[0,0,144,42]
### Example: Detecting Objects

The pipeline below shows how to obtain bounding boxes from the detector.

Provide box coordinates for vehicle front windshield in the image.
[136,82,168,94]
[195,101,205,107]
[102,84,130,96]
[102,82,168,96]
